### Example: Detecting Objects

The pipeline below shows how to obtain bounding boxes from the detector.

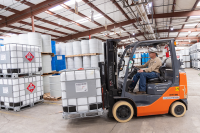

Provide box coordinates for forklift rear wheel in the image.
[112,101,134,123]
[170,101,186,117]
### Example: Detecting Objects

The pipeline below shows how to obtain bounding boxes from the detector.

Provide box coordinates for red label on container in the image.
[25,52,34,62]
[27,83,36,93]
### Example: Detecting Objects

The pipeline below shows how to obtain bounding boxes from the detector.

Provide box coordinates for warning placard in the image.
[75,82,88,92]
[175,87,179,91]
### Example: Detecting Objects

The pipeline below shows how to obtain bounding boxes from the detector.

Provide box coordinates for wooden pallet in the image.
[41,52,55,56]
[65,53,102,58]
[42,71,60,76]
[43,93,61,101]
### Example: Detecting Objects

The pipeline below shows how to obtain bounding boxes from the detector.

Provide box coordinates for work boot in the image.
[134,91,146,94]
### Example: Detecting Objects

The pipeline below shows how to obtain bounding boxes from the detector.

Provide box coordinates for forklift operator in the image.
[129,47,162,94]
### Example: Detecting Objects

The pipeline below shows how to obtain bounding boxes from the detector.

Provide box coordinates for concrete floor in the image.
[0,69,200,133]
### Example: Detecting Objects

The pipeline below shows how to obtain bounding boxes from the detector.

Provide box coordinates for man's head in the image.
[149,47,158,59]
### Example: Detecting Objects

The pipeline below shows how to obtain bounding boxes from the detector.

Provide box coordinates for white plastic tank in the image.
[73,41,81,55]
[43,75,50,93]
[41,34,52,53]
[11,35,19,43]
[19,34,28,44]
[42,55,52,73]
[83,56,91,68]
[91,55,99,67]
[67,57,74,69]
[98,40,102,53]
[81,40,89,54]
[65,42,73,56]
[59,43,66,55]
[3,37,12,44]
[56,44,60,55]
[28,32,42,51]
[89,39,98,53]
[49,75,61,97]
[74,57,83,68]
[184,48,189,55]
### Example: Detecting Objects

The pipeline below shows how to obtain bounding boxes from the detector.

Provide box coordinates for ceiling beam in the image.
[149,10,200,19]
[13,1,79,33]
[55,9,200,41]
[34,16,79,32]
[18,21,68,35]
[45,10,90,29]
[5,25,59,38]
[82,0,123,39]
[15,0,35,7]
[60,4,102,27]
[0,4,20,13]
[0,0,70,28]
[111,28,200,41]
[111,0,139,41]
[119,41,195,47]
[0,3,74,34]
[0,29,21,35]
[180,0,199,38]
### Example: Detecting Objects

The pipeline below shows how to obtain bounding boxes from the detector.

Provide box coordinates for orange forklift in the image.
[99,39,188,123]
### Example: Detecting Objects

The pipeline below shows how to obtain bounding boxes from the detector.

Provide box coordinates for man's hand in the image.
[138,69,144,73]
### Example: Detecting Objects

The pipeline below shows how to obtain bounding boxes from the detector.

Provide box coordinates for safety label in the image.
[175,87,179,91]
[25,52,34,62]
[57,56,62,60]
[75,82,88,92]
[163,96,180,100]
[26,83,36,93]
[0,54,6,60]
[3,87,8,94]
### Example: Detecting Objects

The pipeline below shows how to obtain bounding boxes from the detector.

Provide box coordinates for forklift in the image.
[99,39,188,123]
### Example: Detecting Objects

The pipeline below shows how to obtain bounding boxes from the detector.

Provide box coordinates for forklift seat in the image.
[147,66,167,83]
[147,77,160,82]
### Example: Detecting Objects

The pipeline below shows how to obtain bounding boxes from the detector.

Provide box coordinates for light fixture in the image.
[197,1,200,6]
[188,31,191,33]
[49,5,63,11]
[132,32,135,35]
[170,27,173,30]
[189,40,191,43]
[148,2,152,7]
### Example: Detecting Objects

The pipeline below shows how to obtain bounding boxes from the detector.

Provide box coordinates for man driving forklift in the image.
[129,47,162,94]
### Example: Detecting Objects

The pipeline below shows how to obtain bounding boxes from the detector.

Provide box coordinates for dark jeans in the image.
[129,72,159,92]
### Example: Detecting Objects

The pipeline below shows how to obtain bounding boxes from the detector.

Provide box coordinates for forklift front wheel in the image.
[170,101,186,117]
[112,101,134,123]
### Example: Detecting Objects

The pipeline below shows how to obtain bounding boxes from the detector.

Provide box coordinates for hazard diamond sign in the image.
[25,52,34,62]
[26,83,36,93]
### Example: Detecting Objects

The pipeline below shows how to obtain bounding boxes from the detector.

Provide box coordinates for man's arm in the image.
[137,60,150,68]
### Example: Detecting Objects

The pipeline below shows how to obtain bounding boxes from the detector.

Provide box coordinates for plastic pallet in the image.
[62,109,104,119]
[0,99,44,112]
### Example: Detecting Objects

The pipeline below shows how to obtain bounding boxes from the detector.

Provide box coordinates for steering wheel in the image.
[127,67,140,79]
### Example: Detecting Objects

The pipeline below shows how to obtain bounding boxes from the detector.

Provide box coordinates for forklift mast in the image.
[99,39,120,110]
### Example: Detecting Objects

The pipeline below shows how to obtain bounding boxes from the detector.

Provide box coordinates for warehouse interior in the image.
[0,0,200,133]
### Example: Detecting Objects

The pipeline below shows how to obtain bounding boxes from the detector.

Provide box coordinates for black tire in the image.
[170,101,186,117]
[112,101,134,123]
